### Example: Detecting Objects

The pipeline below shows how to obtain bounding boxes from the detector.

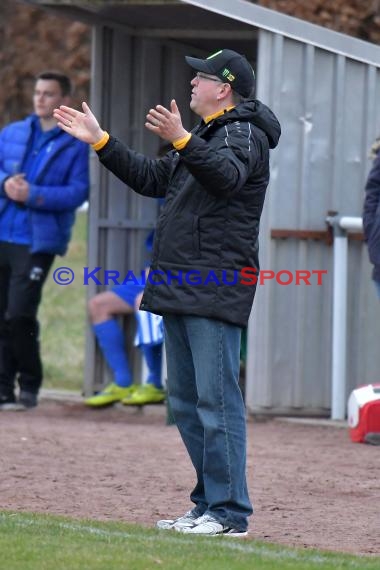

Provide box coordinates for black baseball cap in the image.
[185,49,255,98]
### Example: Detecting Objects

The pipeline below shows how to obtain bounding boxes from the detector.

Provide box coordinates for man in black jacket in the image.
[54,48,281,536]
[363,139,380,299]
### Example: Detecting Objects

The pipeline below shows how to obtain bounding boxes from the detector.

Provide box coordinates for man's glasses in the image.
[195,72,224,83]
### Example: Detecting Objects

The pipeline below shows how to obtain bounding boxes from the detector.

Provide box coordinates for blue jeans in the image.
[163,314,253,531]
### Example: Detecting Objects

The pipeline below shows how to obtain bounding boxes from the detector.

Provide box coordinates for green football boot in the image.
[121,384,165,406]
[84,383,136,407]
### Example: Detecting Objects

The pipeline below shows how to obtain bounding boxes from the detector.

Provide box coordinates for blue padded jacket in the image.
[363,147,380,282]
[0,115,89,255]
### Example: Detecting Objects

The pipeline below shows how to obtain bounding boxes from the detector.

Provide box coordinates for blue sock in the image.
[93,320,132,387]
[140,343,162,388]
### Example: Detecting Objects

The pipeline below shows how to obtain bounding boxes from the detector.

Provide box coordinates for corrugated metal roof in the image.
[24,0,380,65]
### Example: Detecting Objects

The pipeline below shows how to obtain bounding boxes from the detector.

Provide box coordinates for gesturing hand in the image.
[53,102,105,145]
[145,99,189,142]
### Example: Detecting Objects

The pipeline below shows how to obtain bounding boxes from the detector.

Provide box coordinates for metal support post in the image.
[325,214,363,420]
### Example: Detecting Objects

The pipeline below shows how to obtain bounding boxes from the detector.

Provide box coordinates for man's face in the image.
[189,72,226,118]
[33,79,69,121]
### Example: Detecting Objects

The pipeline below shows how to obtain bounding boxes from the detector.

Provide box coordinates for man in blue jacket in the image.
[0,71,89,410]
[363,139,380,299]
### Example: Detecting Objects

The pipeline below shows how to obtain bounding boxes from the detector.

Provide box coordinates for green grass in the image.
[0,512,378,570]
[39,211,88,392]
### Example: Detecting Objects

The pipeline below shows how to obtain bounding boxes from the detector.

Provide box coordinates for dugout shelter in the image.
[25,0,380,417]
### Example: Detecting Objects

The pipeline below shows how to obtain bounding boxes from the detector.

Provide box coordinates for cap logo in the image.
[222,68,235,82]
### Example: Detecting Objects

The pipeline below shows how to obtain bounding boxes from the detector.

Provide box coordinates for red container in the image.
[348,384,380,443]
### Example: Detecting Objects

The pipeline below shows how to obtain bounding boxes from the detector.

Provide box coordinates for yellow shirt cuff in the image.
[173,133,192,150]
[92,131,110,151]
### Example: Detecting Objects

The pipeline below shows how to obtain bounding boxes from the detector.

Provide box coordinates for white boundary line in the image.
[0,513,369,567]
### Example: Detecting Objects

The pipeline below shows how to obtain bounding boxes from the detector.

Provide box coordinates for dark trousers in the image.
[0,242,54,396]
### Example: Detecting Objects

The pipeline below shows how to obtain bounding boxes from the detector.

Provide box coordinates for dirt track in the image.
[0,399,379,555]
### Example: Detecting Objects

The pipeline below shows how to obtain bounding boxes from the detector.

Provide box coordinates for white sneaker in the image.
[179,514,248,537]
[156,509,199,530]
[0,401,27,411]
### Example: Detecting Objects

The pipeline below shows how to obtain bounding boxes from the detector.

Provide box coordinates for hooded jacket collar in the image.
[208,99,281,149]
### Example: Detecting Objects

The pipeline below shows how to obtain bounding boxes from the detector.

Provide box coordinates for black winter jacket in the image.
[363,146,380,283]
[97,100,281,327]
